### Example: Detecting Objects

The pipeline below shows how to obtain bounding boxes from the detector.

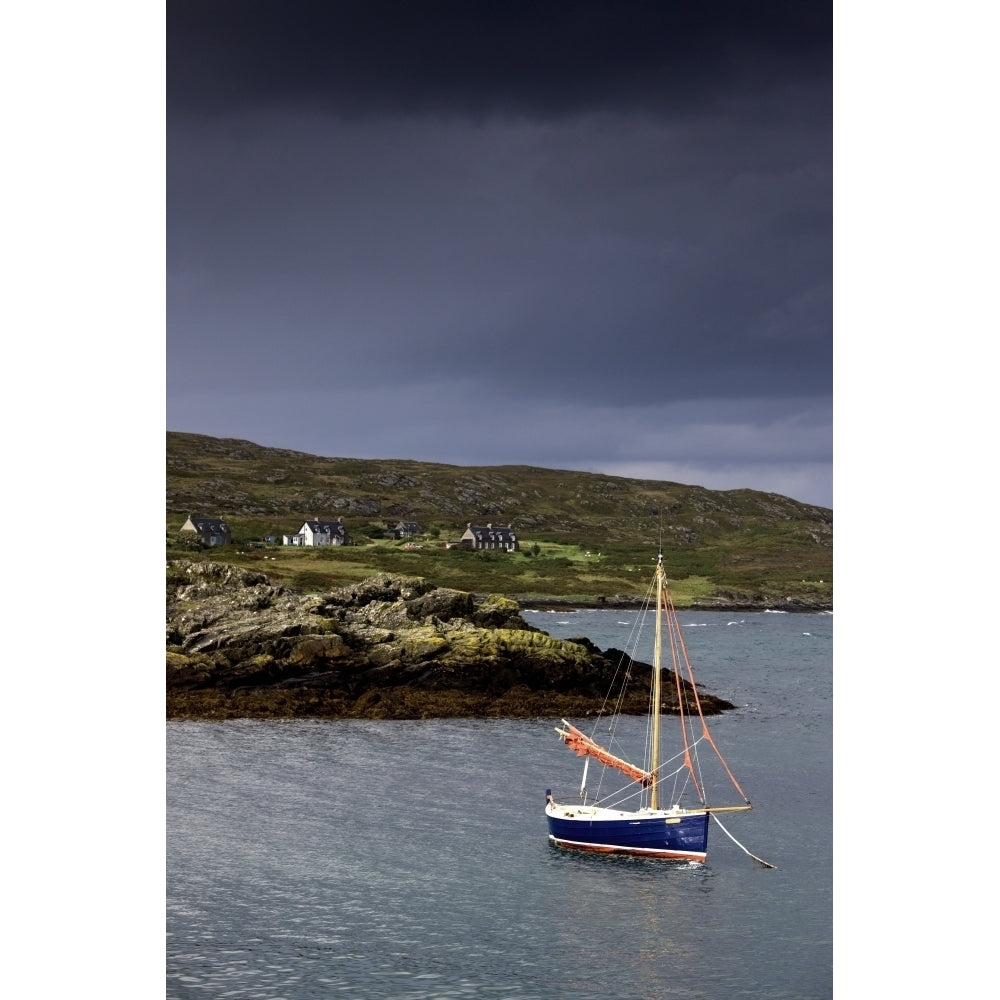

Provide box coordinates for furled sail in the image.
[555,720,651,787]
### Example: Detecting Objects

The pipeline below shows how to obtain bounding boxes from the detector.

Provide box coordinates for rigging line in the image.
[663,758,694,807]
[590,588,649,733]
[670,613,703,772]
[597,778,649,810]
[595,582,655,712]
[711,814,776,869]
[664,598,705,803]
[664,584,751,804]
[592,575,656,747]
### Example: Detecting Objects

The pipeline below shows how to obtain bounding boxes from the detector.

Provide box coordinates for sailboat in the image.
[544,551,755,862]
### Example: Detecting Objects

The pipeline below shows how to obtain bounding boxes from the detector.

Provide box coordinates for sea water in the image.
[167,609,832,999]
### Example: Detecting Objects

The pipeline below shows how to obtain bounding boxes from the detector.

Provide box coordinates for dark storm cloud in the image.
[168,1,830,118]
[169,111,830,395]
[167,2,832,507]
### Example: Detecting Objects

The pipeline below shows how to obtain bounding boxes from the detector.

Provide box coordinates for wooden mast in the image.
[650,551,663,809]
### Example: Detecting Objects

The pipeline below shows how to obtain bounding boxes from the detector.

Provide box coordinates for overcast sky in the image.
[167,1,832,507]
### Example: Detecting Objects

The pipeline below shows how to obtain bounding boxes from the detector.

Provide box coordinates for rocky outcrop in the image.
[166,560,736,720]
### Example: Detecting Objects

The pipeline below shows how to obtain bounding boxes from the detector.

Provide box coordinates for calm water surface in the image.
[167,609,832,999]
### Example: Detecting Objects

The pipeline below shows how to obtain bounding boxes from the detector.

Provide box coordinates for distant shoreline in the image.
[516,598,832,614]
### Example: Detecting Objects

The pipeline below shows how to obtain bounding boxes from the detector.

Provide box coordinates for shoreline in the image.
[167,563,830,722]
[515,598,833,613]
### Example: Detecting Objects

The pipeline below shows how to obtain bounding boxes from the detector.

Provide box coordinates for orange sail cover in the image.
[555,721,651,786]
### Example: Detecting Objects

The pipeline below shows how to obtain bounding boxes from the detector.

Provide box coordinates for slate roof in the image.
[467,524,517,543]
[185,516,229,534]
[302,520,347,536]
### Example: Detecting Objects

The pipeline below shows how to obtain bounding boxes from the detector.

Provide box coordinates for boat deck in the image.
[545,802,705,822]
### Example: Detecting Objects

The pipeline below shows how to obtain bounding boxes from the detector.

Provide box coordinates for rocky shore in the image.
[166,560,738,721]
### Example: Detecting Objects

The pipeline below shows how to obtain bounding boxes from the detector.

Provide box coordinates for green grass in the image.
[166,432,833,606]
[165,533,830,606]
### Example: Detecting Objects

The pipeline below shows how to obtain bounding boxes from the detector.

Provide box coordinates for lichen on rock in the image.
[165,559,735,720]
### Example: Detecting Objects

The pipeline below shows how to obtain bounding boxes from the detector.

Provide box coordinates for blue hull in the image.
[546,809,709,860]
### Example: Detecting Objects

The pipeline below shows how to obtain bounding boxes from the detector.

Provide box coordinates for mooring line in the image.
[711,813,777,868]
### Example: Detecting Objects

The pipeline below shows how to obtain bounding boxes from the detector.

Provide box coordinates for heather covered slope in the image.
[166,432,832,608]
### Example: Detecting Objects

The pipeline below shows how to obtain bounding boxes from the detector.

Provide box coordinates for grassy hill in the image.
[166,431,832,608]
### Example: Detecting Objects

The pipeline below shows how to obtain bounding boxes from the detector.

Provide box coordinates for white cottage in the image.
[294,517,349,546]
